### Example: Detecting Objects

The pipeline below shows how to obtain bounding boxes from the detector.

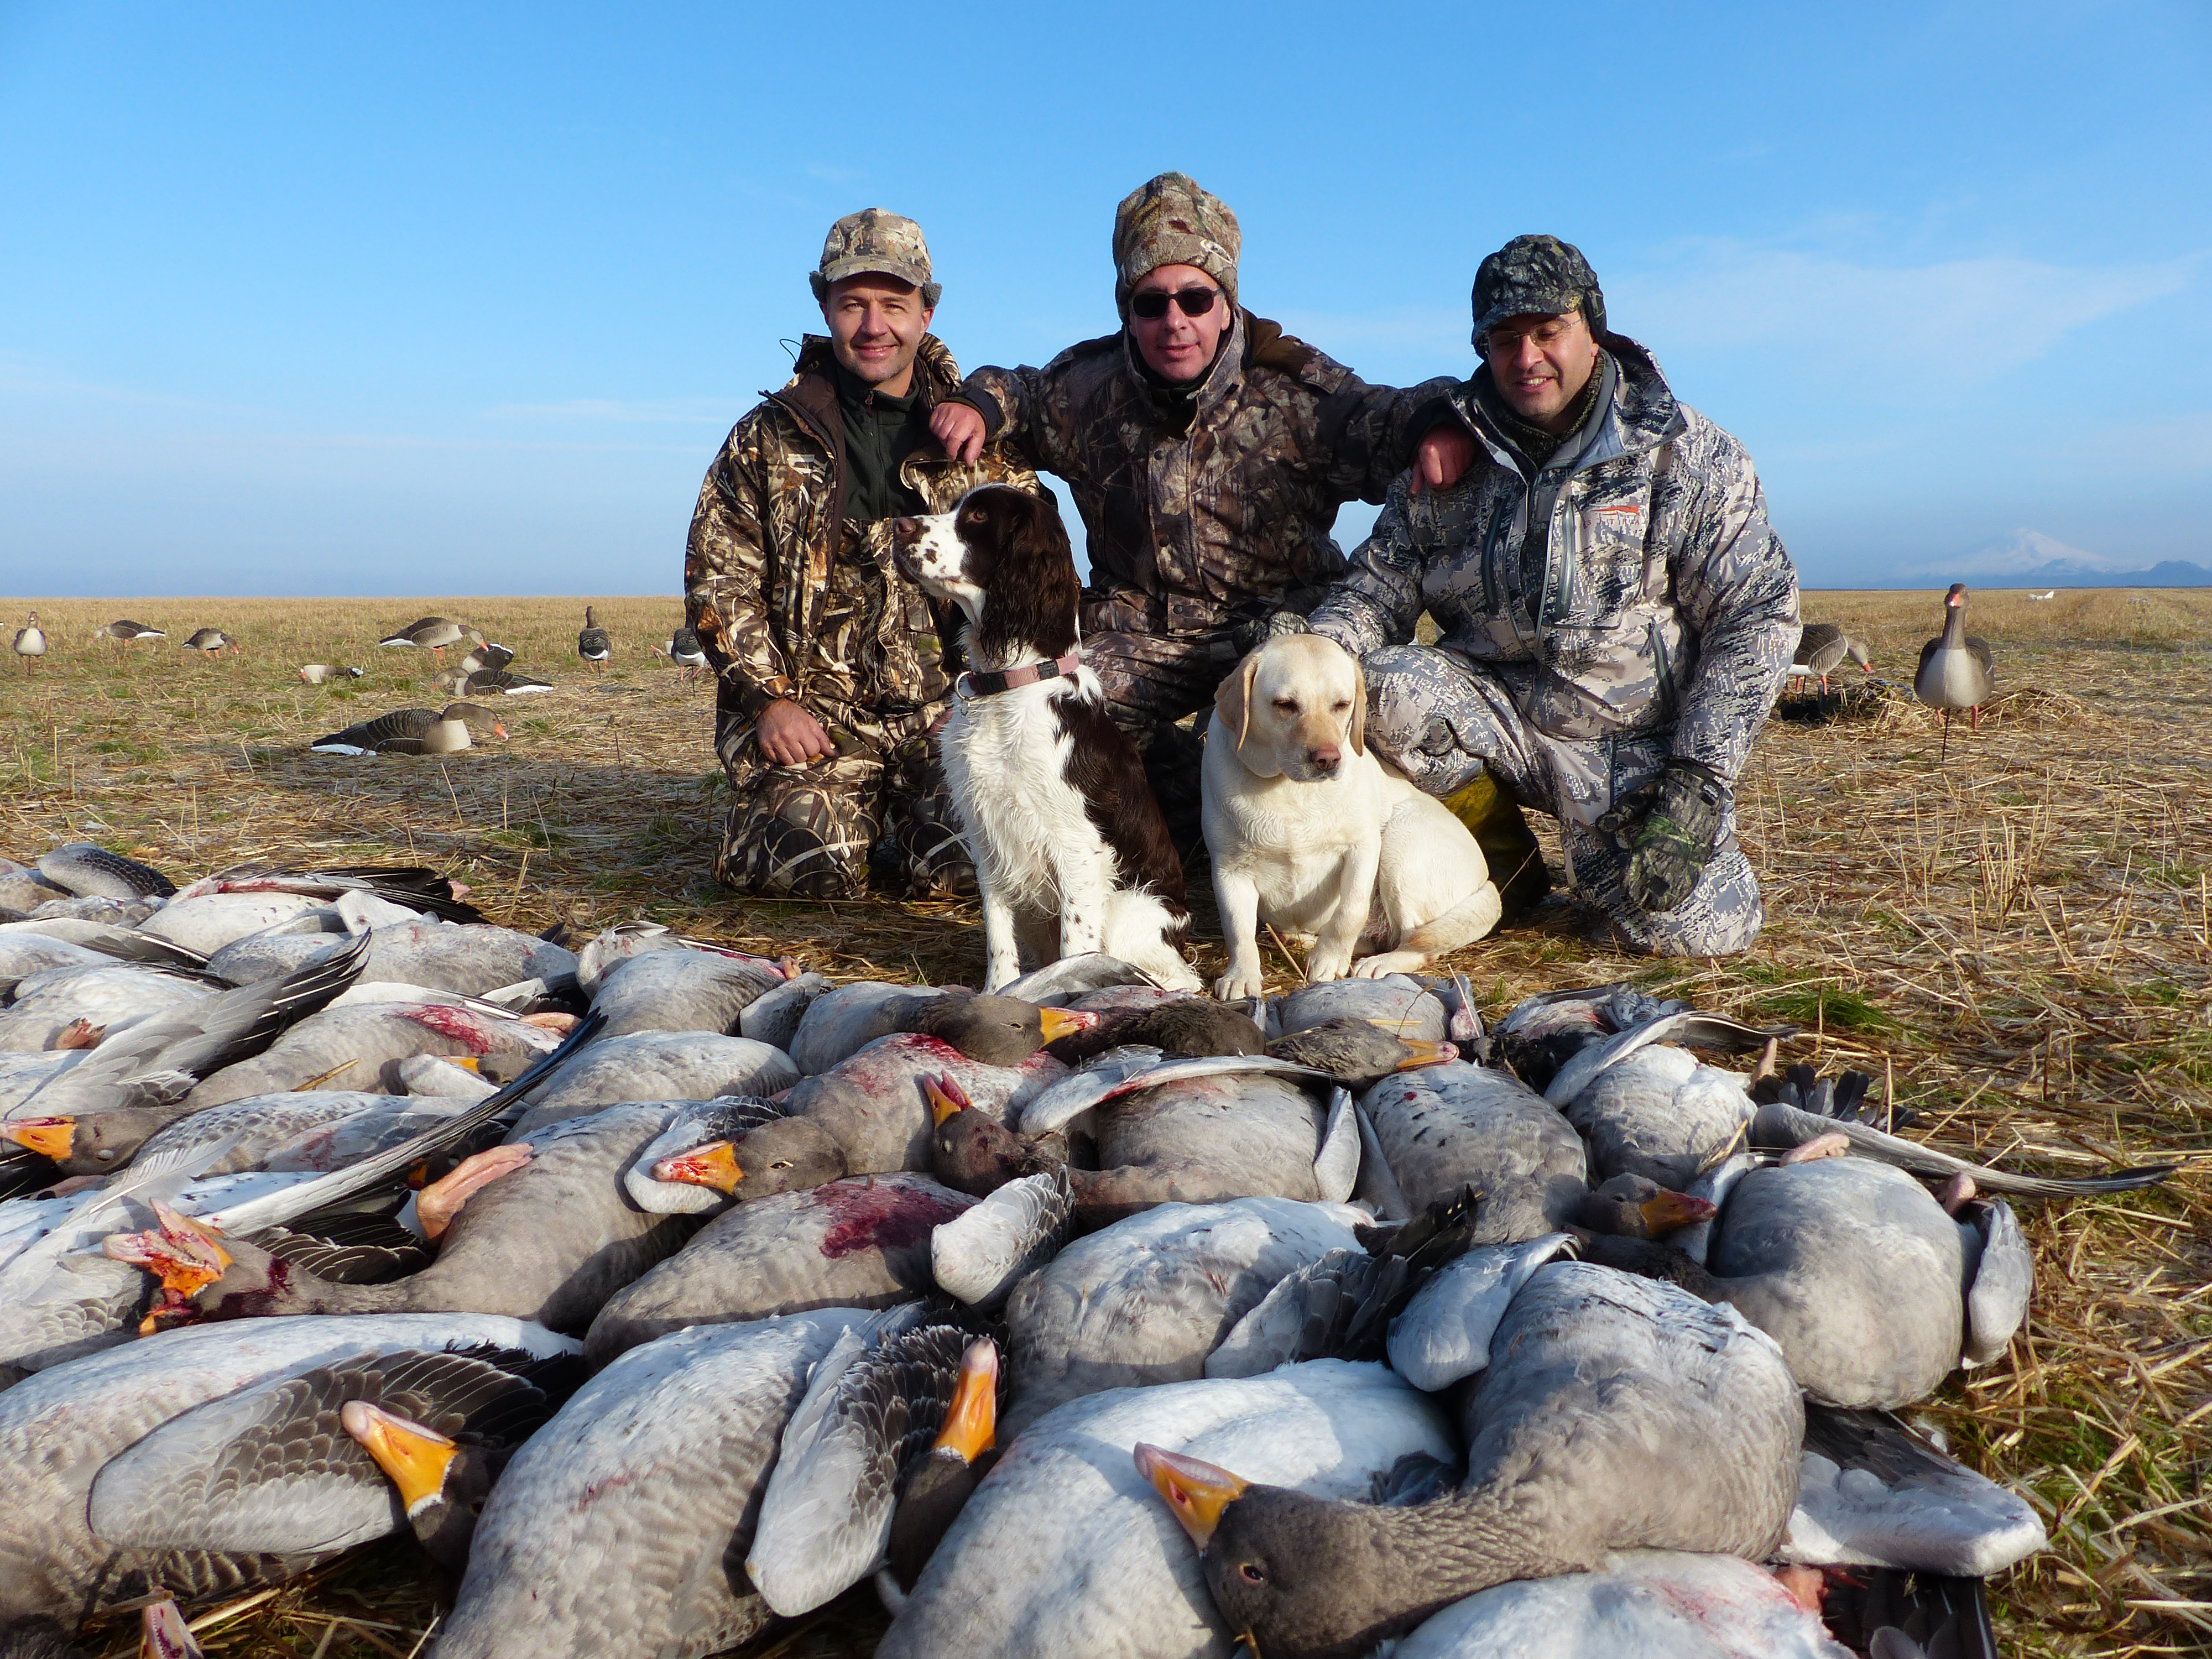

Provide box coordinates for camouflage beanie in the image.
[1112,171,1240,314]
[1471,233,1606,351]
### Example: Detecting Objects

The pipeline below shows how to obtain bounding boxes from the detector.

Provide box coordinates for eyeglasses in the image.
[1129,286,1221,320]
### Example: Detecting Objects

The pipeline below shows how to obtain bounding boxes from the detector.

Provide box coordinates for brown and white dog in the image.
[893,487,1202,993]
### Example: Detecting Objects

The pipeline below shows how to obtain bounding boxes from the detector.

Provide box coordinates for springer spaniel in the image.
[893,487,1202,993]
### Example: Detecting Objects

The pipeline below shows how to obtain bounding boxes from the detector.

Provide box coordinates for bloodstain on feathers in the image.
[815,1179,972,1258]
[400,1004,500,1053]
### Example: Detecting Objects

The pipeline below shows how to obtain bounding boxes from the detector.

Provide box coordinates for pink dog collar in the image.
[957,652,1084,699]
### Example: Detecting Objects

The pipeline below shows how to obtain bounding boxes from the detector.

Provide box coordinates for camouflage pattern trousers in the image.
[714,709,973,901]
[1361,644,1766,956]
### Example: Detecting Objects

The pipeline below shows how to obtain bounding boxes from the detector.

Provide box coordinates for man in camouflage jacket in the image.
[931,173,1459,761]
[1307,236,1801,956]
[685,210,1037,900]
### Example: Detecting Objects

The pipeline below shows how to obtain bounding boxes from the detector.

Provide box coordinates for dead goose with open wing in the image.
[0,964,216,1053]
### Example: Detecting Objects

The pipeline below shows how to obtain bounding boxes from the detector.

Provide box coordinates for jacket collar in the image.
[1119,305,1250,422]
[1449,332,1685,479]
[774,332,963,445]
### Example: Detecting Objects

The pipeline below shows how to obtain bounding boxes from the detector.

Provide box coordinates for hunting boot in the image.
[1443,767,1550,920]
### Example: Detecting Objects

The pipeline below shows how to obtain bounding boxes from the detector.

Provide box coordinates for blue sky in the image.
[2,1,2206,596]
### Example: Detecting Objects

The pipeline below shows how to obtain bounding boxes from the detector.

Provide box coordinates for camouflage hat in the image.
[811,208,941,309]
[1112,171,1240,314]
[1471,233,1606,351]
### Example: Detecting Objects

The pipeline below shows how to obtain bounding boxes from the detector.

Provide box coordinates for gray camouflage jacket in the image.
[1307,336,1800,786]
[954,311,1450,636]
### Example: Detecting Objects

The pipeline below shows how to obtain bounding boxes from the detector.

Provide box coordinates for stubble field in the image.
[1,587,2206,1658]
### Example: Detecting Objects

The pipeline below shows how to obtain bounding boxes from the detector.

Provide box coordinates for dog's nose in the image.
[890,517,920,540]
[1308,745,1340,773]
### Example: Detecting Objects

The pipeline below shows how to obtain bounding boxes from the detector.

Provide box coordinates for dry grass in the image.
[3,587,2209,1657]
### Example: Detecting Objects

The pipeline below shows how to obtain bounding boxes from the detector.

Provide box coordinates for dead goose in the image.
[583,1171,973,1366]
[9,614,44,675]
[0,963,214,1053]
[180,628,238,658]
[510,1031,798,1132]
[309,702,508,756]
[1914,582,1995,748]
[0,1311,575,1622]
[1359,1061,1588,1239]
[378,617,476,656]
[36,843,177,901]
[296,664,363,684]
[181,991,559,1108]
[881,1359,1456,1659]
[998,1196,1369,1437]
[432,1307,874,1659]
[787,983,1094,1075]
[1140,1261,1804,1659]
[109,1100,697,1333]
[588,946,787,1037]
[1270,974,1449,1043]
[576,605,611,671]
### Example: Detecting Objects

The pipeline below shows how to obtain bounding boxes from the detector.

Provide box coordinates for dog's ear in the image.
[1217,650,1262,754]
[1346,649,1368,758]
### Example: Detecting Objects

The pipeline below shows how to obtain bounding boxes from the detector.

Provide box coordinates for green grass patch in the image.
[1751,984,1901,1034]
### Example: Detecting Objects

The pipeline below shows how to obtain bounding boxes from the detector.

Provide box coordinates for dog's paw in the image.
[1215,958,1267,1001]
[1352,951,1428,979]
[1303,946,1355,984]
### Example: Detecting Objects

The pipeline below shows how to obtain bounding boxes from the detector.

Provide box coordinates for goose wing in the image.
[931,1167,1074,1307]
[1786,1404,2045,1575]
[1961,1198,2031,1363]
[1750,1098,2176,1196]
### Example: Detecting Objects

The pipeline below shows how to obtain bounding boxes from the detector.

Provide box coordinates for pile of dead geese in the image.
[0,842,2176,1659]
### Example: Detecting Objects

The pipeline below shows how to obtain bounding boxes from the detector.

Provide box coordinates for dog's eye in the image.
[963,510,987,526]
[1273,699,1298,713]
[1332,700,1352,713]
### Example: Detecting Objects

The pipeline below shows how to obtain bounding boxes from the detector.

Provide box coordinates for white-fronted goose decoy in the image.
[881,1359,1457,1659]
[378,616,474,657]
[309,702,508,755]
[0,1311,576,1623]
[181,627,238,658]
[296,663,362,684]
[1139,1261,1804,1659]
[1914,583,1994,752]
[11,613,44,674]
[431,1308,875,1659]
[457,640,512,676]
[98,619,166,647]
[444,666,553,697]
[667,625,707,681]
[1790,623,1874,696]
[576,606,611,671]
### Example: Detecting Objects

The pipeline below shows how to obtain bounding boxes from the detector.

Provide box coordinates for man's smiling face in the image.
[1483,307,1601,432]
[822,273,933,395]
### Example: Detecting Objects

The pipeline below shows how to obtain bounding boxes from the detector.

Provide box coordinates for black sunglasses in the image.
[1130,286,1221,320]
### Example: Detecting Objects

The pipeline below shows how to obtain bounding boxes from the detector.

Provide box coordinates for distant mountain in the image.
[2011,558,2212,588]
[1891,529,2211,589]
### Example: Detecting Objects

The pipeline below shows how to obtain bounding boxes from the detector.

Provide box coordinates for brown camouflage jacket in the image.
[954,311,1451,636]
[1308,336,1801,786]
[684,334,1038,739]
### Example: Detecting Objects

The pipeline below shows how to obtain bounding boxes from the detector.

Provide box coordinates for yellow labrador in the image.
[1202,634,1503,1000]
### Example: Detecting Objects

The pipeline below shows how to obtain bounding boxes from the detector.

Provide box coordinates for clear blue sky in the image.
[3,1,2206,595]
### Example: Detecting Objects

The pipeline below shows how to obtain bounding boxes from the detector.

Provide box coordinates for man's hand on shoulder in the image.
[1408,424,1477,496]
[757,698,836,766]
[930,402,987,464]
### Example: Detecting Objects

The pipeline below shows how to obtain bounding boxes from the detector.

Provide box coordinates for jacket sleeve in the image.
[1668,427,1802,785]
[947,361,1086,483]
[1312,374,1462,506]
[1305,474,1432,655]
[684,419,795,719]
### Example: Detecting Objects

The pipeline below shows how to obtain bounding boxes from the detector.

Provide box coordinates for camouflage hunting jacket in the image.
[1308,336,1800,785]
[685,334,1039,739]
[953,310,1451,637]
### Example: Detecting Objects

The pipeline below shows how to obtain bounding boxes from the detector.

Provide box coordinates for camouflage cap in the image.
[1471,233,1606,351]
[1112,171,1240,314]
[811,208,941,308]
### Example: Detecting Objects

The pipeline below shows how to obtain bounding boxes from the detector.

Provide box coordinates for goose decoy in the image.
[457,640,513,676]
[180,627,238,658]
[881,1359,1457,1659]
[107,1100,698,1333]
[378,616,474,657]
[1790,623,1874,696]
[583,1171,973,1365]
[97,619,166,647]
[1914,582,1994,752]
[431,1308,875,1659]
[1138,1261,1804,1659]
[309,701,508,756]
[445,666,554,697]
[296,663,362,685]
[0,1311,577,1623]
[35,842,178,901]
[666,625,707,681]
[10,613,44,674]
[576,605,611,671]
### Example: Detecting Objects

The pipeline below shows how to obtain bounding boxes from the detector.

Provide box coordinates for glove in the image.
[1600,760,1729,915]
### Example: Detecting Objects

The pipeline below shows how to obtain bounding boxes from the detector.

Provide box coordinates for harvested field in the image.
[2,586,2208,1658]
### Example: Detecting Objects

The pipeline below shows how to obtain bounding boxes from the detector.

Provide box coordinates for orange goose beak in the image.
[1392,1039,1457,1071]
[653,1140,743,1193]
[343,1400,461,1517]
[2,1117,75,1160]
[105,1202,232,1331]
[1135,1442,1250,1551]
[934,1338,999,1464]
[1035,1006,1095,1044]
[1638,1189,1718,1234]
[926,1073,975,1125]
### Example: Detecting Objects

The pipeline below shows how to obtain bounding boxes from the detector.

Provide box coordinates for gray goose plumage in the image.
[181,628,237,657]
[1914,583,1995,747]
[378,616,473,656]
[98,619,166,646]
[1790,622,1874,695]
[576,606,611,671]
[1359,1061,1587,1239]
[11,613,44,673]
[1140,1261,1805,1659]
[310,701,507,755]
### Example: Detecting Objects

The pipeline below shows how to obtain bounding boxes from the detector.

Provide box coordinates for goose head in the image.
[343,1400,504,1569]
[102,1202,241,1331]
[1266,1017,1455,1089]
[652,1114,846,1201]
[926,1073,1055,1196]
[1576,1172,1718,1239]
[904,992,1094,1066]
[2,1107,170,1176]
